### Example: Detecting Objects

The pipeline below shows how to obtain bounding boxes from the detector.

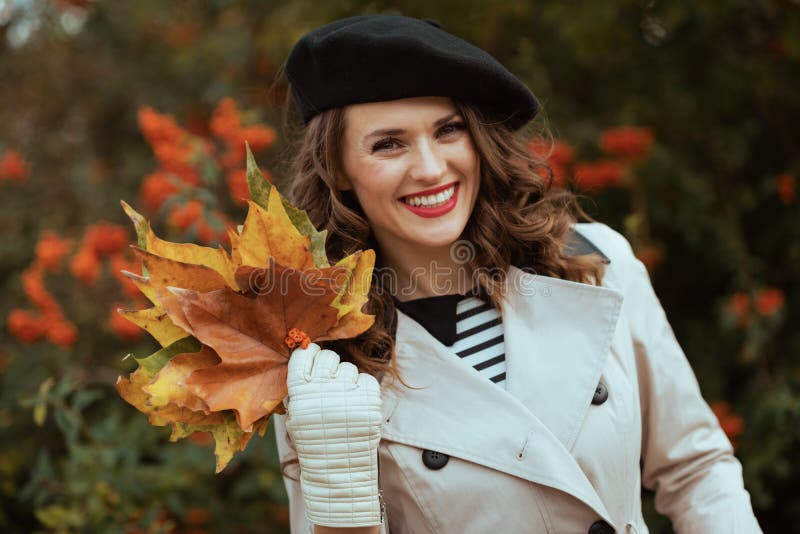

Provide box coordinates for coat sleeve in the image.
[596,224,762,533]
[272,412,315,534]
[272,412,390,534]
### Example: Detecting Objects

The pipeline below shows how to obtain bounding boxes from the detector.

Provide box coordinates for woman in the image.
[271,14,762,534]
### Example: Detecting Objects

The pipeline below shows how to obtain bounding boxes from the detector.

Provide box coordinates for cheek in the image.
[453,142,480,206]
[349,160,404,203]
[448,139,479,174]
[344,164,402,227]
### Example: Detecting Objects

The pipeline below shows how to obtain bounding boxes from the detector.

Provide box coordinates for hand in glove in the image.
[285,342,384,528]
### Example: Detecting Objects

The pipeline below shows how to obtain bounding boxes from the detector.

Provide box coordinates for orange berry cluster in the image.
[728,288,786,328]
[138,106,205,187]
[710,400,745,449]
[0,149,28,184]
[527,126,656,193]
[7,225,149,346]
[70,222,129,285]
[211,97,276,210]
[136,99,276,246]
[8,232,78,346]
[599,127,655,162]
[284,328,311,350]
[210,97,277,171]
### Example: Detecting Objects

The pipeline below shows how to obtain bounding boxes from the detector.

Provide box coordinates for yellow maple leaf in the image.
[237,195,314,271]
[116,306,189,347]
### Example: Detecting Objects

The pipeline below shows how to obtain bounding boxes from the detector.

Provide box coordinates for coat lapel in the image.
[503,265,624,449]
[380,265,624,524]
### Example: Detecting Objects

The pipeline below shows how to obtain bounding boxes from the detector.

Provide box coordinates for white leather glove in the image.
[284,342,383,528]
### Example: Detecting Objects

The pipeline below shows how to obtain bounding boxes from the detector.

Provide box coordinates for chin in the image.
[408,226,466,250]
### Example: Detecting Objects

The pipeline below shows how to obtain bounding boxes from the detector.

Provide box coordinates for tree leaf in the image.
[143,346,220,411]
[245,143,329,268]
[116,366,225,428]
[136,336,202,378]
[117,337,206,426]
[120,200,149,251]
[237,198,313,271]
[144,220,239,290]
[169,412,265,473]
[116,338,244,466]
[244,141,271,210]
[131,246,228,293]
[320,249,376,340]
[184,358,287,433]
[157,260,342,429]
[33,377,55,427]
[116,306,189,347]
[228,226,242,267]
[121,200,151,278]
[119,270,159,305]
[117,176,376,471]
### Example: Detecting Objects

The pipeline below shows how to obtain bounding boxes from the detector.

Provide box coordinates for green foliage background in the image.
[1,1,798,532]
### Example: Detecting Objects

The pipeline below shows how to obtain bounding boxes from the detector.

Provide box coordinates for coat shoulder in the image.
[570,222,634,263]
[569,222,646,292]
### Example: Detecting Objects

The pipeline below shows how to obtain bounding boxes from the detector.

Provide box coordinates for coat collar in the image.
[380,264,624,524]
[386,226,611,347]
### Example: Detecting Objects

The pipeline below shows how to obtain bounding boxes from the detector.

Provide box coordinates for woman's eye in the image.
[438,122,466,137]
[372,138,400,152]
[371,123,464,152]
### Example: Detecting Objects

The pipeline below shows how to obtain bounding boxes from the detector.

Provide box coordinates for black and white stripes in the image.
[451,296,507,387]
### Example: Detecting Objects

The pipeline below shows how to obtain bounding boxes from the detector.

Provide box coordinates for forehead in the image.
[343,96,458,135]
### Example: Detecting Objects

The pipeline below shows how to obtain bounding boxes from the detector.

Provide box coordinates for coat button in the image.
[421,449,449,470]
[588,519,615,534]
[592,382,608,405]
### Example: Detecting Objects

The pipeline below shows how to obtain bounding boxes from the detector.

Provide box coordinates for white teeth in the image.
[402,185,456,208]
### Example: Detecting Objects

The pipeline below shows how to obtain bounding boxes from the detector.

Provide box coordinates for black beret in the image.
[285,14,539,131]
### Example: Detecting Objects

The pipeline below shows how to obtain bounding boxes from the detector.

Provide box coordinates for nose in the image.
[409,138,446,183]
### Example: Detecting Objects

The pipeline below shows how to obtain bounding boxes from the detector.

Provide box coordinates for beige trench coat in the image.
[273,222,762,533]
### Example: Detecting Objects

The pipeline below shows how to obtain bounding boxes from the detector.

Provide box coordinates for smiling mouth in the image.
[400,183,458,208]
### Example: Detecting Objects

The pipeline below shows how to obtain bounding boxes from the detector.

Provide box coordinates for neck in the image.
[376,240,475,302]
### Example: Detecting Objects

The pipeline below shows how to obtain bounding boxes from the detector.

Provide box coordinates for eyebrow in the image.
[364,112,461,139]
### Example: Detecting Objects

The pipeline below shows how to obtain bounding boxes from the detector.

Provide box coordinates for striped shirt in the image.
[393,292,507,388]
[452,296,507,387]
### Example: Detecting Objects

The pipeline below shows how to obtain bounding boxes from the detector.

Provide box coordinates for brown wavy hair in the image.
[275,88,608,480]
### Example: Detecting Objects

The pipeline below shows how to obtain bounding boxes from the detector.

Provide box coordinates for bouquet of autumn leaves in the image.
[116,145,375,472]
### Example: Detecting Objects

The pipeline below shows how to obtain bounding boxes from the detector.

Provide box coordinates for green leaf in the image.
[34,504,85,529]
[136,336,202,380]
[169,412,257,473]
[33,377,55,427]
[33,404,46,427]
[120,200,148,251]
[245,142,271,209]
[121,199,150,277]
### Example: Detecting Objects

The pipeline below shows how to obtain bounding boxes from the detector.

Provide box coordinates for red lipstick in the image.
[399,182,459,219]
[398,181,458,200]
